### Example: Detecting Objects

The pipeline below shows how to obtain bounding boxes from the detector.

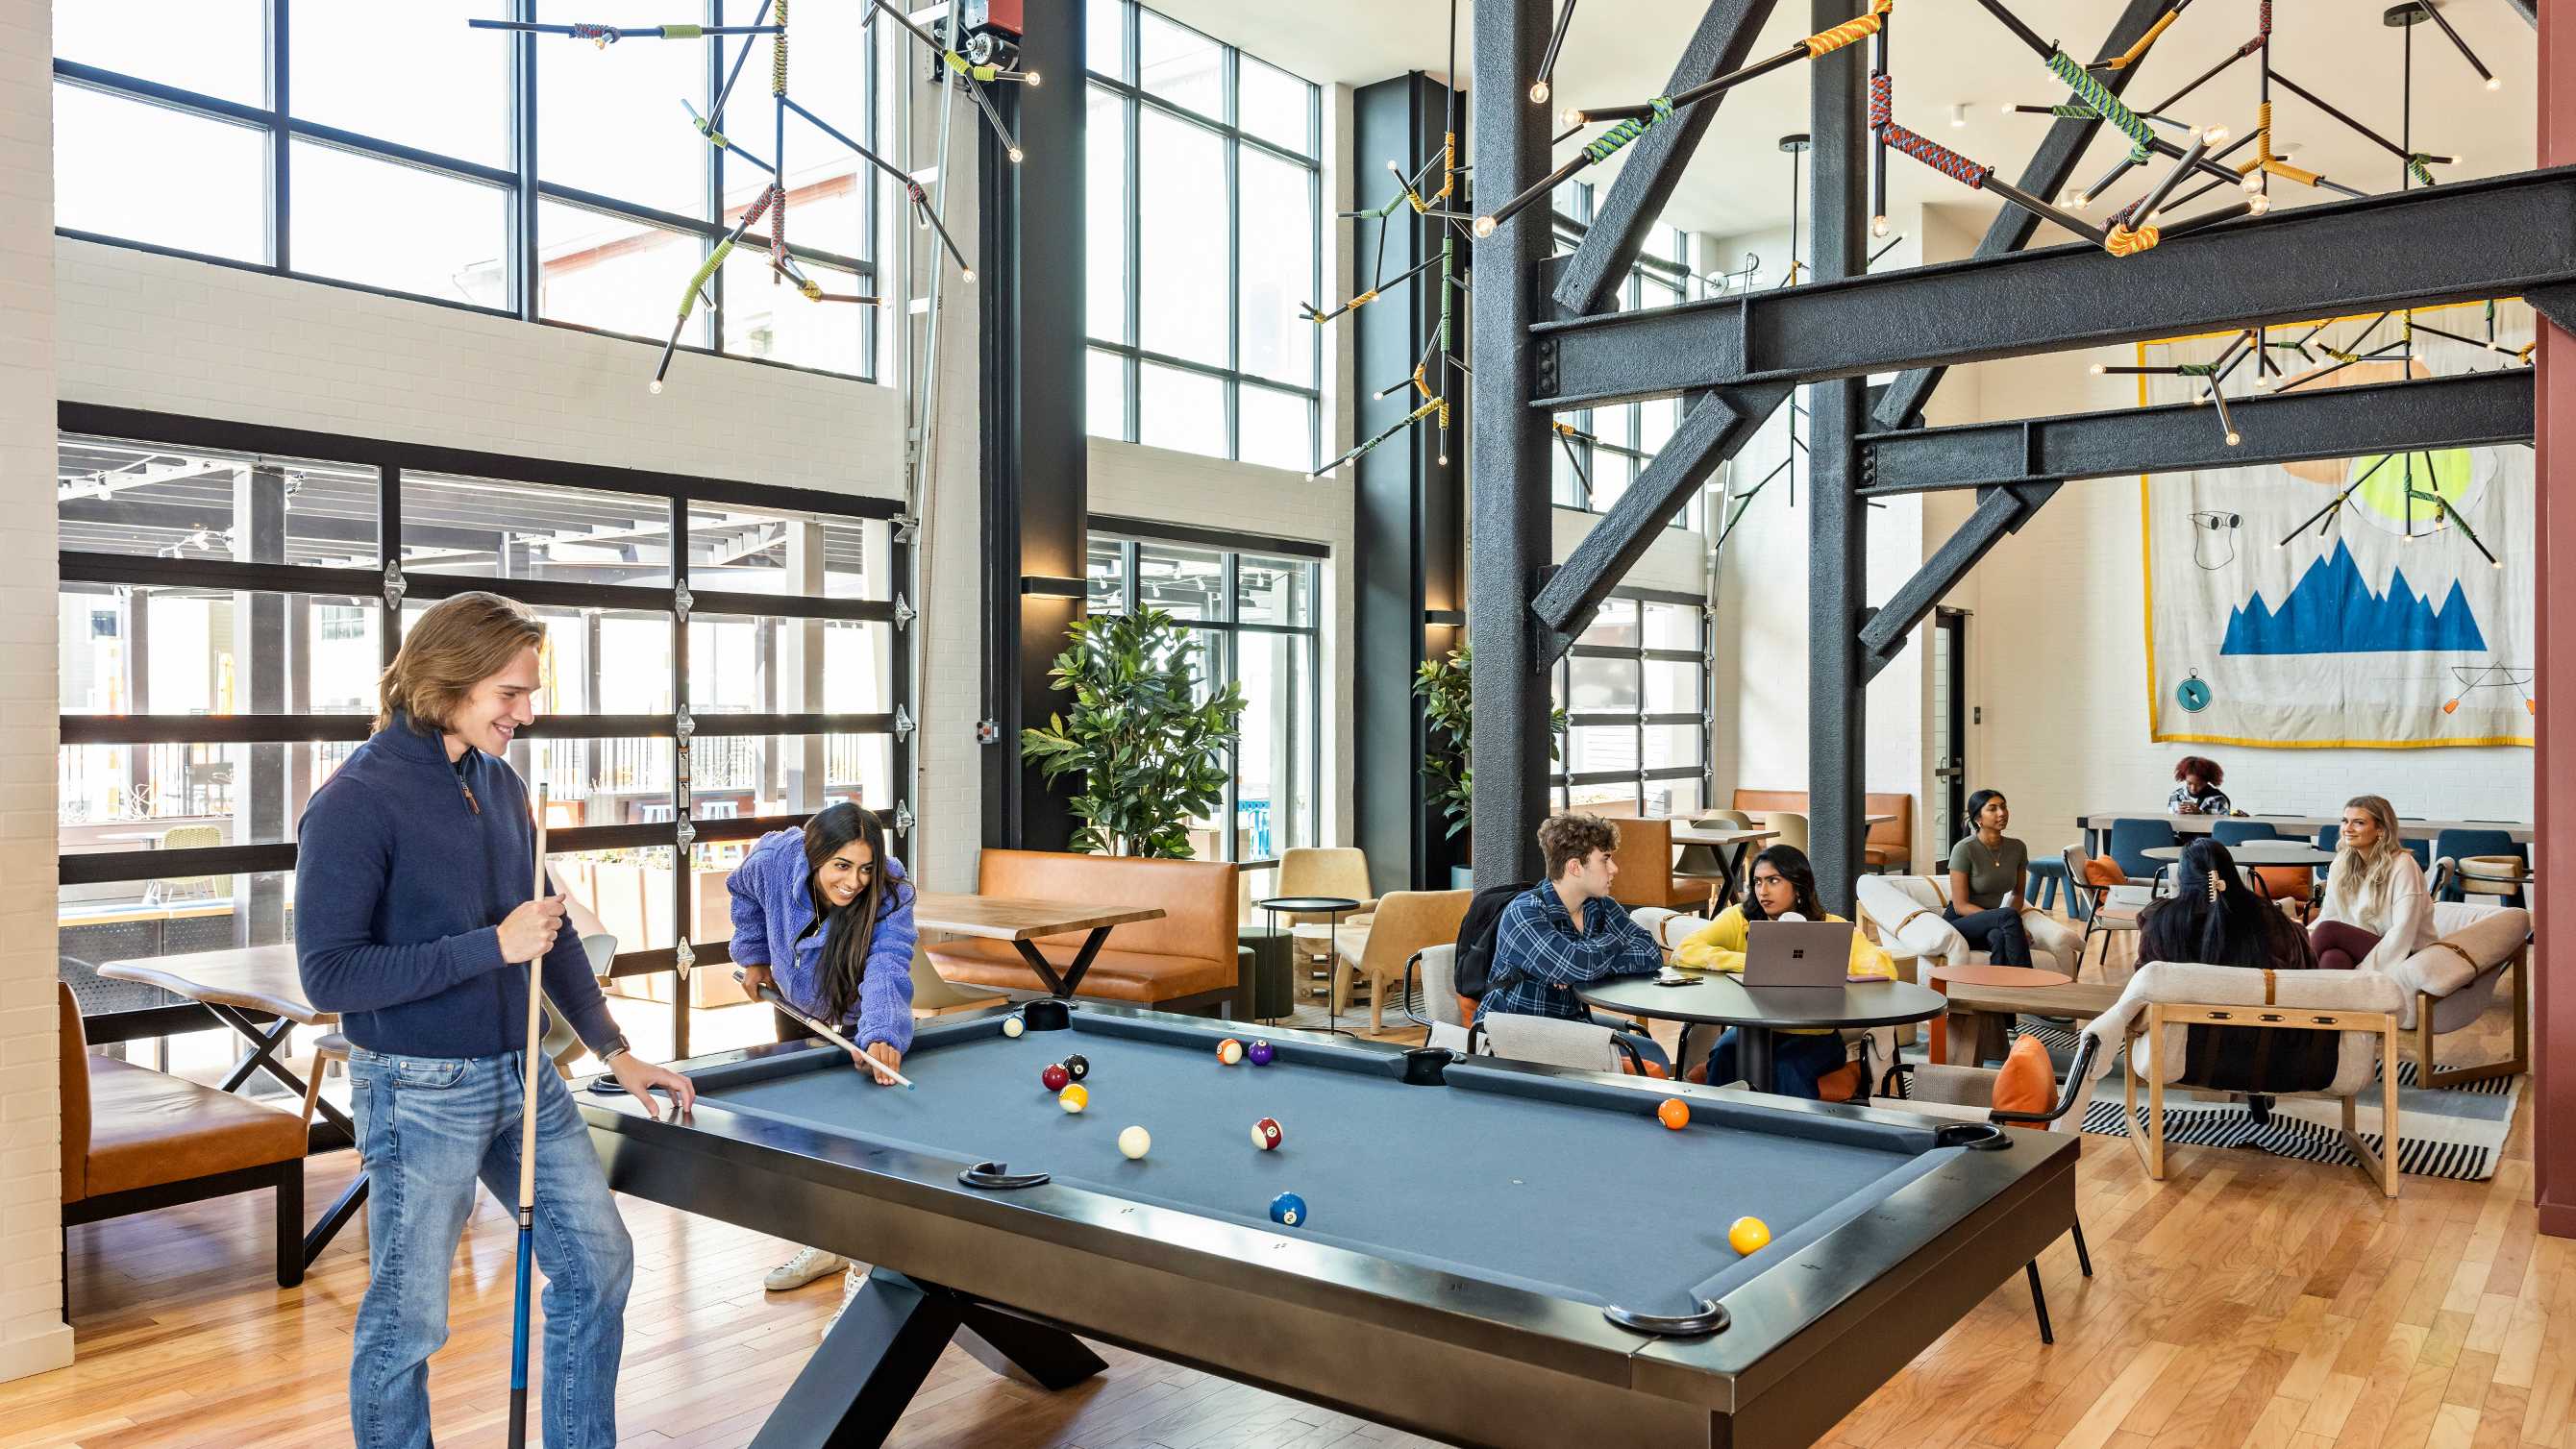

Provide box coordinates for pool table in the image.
[582,1001,2077,1449]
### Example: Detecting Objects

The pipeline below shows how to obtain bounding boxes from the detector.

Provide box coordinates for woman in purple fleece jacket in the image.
[729,802,918,1303]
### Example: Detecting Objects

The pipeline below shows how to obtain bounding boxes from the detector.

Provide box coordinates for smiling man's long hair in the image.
[376,591,546,734]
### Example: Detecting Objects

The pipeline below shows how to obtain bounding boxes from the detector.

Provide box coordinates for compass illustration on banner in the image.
[2176,671,2213,713]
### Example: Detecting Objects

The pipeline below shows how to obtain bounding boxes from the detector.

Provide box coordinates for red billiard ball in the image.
[1041,1063,1071,1093]
[1251,1117,1284,1150]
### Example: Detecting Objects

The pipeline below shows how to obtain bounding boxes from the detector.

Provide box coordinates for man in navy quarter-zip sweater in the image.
[297,591,694,1449]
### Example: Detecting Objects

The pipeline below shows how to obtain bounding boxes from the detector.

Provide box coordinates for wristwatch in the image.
[594,1033,632,1067]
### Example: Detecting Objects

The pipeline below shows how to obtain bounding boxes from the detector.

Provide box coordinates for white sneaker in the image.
[763,1245,849,1292]
[823,1264,867,1335]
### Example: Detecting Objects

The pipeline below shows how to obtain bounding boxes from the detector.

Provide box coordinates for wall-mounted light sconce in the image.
[1423,608,1466,627]
[1020,575,1085,599]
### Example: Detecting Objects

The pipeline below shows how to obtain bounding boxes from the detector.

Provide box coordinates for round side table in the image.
[1256,896,1362,1036]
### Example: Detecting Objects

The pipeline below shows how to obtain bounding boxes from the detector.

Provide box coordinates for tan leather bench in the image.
[1596,814,1722,913]
[60,982,310,1289]
[1733,788,1915,873]
[926,850,1243,1016]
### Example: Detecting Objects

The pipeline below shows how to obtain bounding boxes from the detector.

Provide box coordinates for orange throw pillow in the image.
[2083,856,2129,889]
[1991,1034,2055,1117]
[1815,1060,1865,1103]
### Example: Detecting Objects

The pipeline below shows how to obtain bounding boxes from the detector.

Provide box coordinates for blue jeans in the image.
[1944,904,2033,967]
[347,1047,633,1449]
[1705,1028,1847,1099]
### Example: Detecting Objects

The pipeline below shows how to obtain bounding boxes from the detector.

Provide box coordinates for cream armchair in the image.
[2389,879,2531,1089]
[1330,889,1471,1033]
[1853,873,2085,978]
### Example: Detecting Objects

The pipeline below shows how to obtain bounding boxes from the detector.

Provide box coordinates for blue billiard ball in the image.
[1247,1040,1275,1066]
[1269,1191,1307,1228]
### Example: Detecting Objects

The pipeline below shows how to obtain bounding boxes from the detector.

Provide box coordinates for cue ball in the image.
[1247,1040,1275,1066]
[1657,1097,1691,1131]
[1058,1083,1089,1114]
[1269,1192,1307,1227]
[1118,1125,1151,1159]
[1216,1038,1245,1066]
[1728,1216,1771,1255]
[1041,1063,1071,1092]
[1063,1053,1090,1082]
[1251,1117,1284,1150]
[1002,1016,1026,1039]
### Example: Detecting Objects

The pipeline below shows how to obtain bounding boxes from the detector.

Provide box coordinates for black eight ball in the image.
[1062,1054,1090,1083]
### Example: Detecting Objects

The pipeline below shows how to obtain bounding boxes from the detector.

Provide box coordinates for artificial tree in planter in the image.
[1021,606,1247,857]
[1413,641,1564,887]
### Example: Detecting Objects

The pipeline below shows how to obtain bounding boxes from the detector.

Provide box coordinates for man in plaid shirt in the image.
[1475,814,1666,1034]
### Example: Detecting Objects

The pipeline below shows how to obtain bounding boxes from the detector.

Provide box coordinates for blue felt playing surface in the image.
[689,1013,1959,1317]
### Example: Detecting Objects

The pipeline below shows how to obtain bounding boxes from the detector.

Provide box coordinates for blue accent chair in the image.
[2432,828,2527,907]
[2105,818,2178,884]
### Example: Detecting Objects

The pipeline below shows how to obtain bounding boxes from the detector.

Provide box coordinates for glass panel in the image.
[1136,108,1226,366]
[55,85,267,263]
[539,201,707,343]
[1645,724,1702,770]
[718,245,867,377]
[1596,403,1637,450]
[58,436,379,565]
[536,3,707,219]
[530,739,670,828]
[1569,656,1639,712]
[56,0,266,106]
[1233,631,1311,860]
[1085,537,1127,613]
[688,616,889,716]
[1087,348,1128,439]
[1639,398,1679,457]
[1237,59,1311,155]
[289,142,510,307]
[1087,0,1126,78]
[401,472,674,586]
[1237,384,1311,473]
[61,586,383,718]
[1136,362,1225,458]
[1645,227,1686,264]
[1639,273,1683,311]
[659,732,888,818]
[1591,454,1633,513]
[1644,658,1699,714]
[552,844,680,951]
[1642,601,1701,651]
[1569,781,1635,811]
[1235,555,1311,626]
[1237,145,1314,386]
[1664,778,1706,815]
[1134,542,1226,621]
[1551,427,1588,509]
[61,872,300,1041]
[294,0,508,164]
[59,743,353,848]
[686,506,878,600]
[1567,725,1636,777]
[1178,627,1230,861]
[1137,11,1223,115]
[1087,85,1128,345]
[1578,597,1639,646]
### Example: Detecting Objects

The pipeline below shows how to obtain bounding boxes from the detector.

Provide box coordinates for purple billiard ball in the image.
[1247,1040,1275,1066]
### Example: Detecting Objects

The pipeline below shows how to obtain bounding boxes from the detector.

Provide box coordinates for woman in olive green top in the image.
[1944,789,2033,967]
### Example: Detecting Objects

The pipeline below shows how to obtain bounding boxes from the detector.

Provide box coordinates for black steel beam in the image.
[1808,0,1869,913]
[1870,0,2172,431]
[1858,484,2057,683]
[1533,168,2576,408]
[1468,0,1554,889]
[1859,371,2535,494]
[1548,0,1778,317]
[1529,382,1790,653]
[2508,0,2537,27]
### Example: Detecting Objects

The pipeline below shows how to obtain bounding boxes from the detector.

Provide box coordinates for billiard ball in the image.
[1269,1192,1307,1227]
[1063,1054,1091,1083]
[1216,1038,1245,1066]
[1041,1063,1071,1093]
[1247,1040,1275,1066]
[1728,1216,1771,1255]
[1657,1097,1691,1131]
[1059,1083,1089,1114]
[1251,1117,1284,1150]
[1118,1125,1151,1159]
[1002,1016,1026,1039]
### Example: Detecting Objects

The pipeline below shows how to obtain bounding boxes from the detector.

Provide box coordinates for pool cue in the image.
[508,784,549,1449]
[734,968,915,1088]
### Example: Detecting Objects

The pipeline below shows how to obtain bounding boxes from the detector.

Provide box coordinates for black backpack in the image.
[1451,880,1534,1001]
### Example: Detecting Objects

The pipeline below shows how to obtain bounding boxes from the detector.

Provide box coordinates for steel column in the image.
[1806,0,1869,912]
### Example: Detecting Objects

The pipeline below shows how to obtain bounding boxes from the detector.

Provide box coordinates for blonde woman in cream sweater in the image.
[2308,794,2436,973]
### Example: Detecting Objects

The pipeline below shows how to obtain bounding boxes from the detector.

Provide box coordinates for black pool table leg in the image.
[2024,1261,2054,1346]
[749,1270,1104,1449]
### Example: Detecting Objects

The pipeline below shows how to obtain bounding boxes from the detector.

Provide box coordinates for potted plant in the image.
[1413,641,1565,887]
[1021,606,1247,857]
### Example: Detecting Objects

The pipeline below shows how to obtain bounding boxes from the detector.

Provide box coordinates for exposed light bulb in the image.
[2494,557,2507,569]
[1386,159,1403,173]
[1948,103,1968,129]
[1303,472,1321,481]
[1529,80,1552,105]
[2089,362,2107,375]
[1473,215,1498,238]
[1560,107,1588,129]
[2487,77,2503,91]
[2225,430,2242,447]
[2249,193,2271,214]
[1997,103,2017,116]
[1437,452,1449,466]
[1870,215,1889,237]
[2204,126,2230,145]
[1008,146,1026,163]
[2242,172,2264,192]
[649,380,665,395]
[1027,70,1042,86]
[961,267,978,283]
[2067,191,2090,210]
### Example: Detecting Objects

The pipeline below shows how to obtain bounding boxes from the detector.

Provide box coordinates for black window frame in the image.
[1549,585,1712,816]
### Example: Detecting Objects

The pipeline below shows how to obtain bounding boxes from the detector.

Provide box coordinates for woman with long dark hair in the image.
[726,801,918,1298]
[1945,789,2034,966]
[1671,844,1895,1098]
[2136,838,2335,1090]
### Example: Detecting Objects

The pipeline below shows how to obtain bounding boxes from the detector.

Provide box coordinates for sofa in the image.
[1732,788,1915,872]
[925,849,1244,1015]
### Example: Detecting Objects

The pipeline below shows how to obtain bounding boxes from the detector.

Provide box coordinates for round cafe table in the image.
[2142,841,2335,867]
[1576,971,1944,1094]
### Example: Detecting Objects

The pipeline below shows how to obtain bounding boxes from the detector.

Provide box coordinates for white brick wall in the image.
[0,0,71,1385]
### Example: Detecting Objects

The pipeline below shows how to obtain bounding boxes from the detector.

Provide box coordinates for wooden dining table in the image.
[911,894,1167,998]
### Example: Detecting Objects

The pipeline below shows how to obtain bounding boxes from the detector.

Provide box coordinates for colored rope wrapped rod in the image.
[652,187,779,391]
[1570,0,1888,126]
[2046,46,2152,161]
[1472,97,1673,237]
[1308,399,1440,480]
[1869,72,2104,245]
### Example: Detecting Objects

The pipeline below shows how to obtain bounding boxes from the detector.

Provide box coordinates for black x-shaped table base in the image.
[1009,928,1115,997]
[205,1001,365,1268]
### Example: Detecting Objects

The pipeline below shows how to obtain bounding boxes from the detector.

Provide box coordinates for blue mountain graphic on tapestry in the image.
[2220,541,2486,655]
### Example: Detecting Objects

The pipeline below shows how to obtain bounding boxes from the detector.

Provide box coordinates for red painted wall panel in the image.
[2538,0,2575,1240]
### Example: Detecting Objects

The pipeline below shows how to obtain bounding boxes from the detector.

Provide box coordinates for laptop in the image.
[1740,921,1858,987]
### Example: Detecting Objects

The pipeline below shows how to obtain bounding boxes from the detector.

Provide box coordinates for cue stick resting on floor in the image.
[735,967,915,1089]
[508,785,549,1449]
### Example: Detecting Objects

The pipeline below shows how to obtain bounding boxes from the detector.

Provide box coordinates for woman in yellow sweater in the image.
[1672,845,1895,1098]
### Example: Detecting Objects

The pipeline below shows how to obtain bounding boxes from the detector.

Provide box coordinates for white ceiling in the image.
[1150,0,2538,243]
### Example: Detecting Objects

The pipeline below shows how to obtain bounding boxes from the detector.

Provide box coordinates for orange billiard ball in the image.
[1656,1097,1691,1131]
[1216,1038,1245,1066]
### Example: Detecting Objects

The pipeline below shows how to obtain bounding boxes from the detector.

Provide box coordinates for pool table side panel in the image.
[1445,1060,1944,1153]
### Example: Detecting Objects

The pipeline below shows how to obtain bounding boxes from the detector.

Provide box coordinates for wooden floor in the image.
[9,979,2566,1449]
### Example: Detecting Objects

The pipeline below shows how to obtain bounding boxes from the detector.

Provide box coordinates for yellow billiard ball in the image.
[1728,1216,1771,1255]
[1059,1084,1089,1114]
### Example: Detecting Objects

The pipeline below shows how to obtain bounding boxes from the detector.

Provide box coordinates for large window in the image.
[53,1,877,381]
[1549,185,1697,530]
[55,408,906,1058]
[1550,590,1710,816]
[1083,522,1323,868]
[1085,1,1322,473]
